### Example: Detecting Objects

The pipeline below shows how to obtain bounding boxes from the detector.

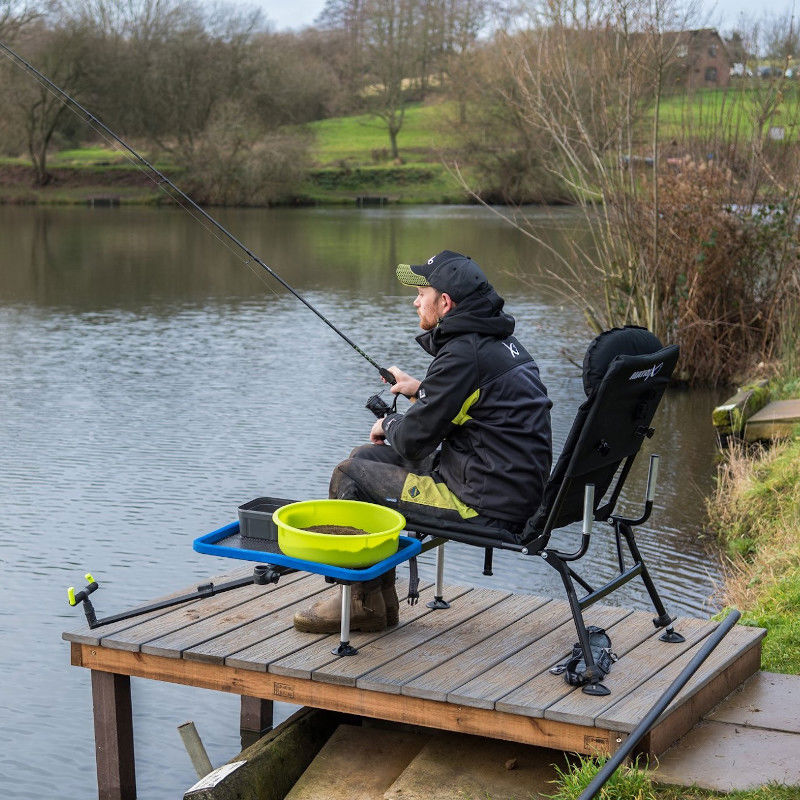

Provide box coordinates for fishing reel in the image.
[365,390,397,418]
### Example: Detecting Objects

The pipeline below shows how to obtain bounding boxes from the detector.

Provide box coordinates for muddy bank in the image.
[0,163,163,204]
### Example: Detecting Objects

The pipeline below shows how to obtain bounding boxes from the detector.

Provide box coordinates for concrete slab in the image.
[706,671,800,734]
[650,720,800,791]
[384,732,566,800]
[285,724,428,800]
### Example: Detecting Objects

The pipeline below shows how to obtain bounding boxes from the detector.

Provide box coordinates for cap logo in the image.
[427,256,435,264]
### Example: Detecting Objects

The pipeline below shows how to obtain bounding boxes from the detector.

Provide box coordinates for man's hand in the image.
[385,365,421,398]
[370,417,387,444]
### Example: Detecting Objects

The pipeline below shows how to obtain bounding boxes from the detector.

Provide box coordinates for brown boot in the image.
[381,568,400,627]
[293,578,387,633]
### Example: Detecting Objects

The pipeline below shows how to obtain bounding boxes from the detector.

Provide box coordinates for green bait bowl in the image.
[274,499,406,568]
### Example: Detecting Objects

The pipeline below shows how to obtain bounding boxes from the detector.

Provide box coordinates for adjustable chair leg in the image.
[546,551,610,696]
[618,522,685,643]
[427,544,450,609]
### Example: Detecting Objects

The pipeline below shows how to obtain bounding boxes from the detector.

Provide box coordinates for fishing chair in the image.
[402,325,686,695]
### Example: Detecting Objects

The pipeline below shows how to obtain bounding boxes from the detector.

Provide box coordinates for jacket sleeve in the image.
[382,340,478,461]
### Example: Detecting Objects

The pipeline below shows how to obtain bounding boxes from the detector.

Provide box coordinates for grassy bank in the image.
[3,86,799,206]
[549,754,799,799]
[0,101,471,206]
[707,432,800,674]
[0,147,169,205]
[706,367,800,675]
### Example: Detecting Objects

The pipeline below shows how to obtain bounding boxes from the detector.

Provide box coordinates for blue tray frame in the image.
[193,521,422,582]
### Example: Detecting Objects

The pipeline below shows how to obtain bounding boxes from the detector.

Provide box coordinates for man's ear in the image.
[440,292,456,314]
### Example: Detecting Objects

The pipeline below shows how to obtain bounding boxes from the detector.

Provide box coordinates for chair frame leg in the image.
[615,520,685,643]
[545,551,610,695]
[543,517,684,694]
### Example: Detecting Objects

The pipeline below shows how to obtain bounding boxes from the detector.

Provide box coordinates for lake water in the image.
[0,204,728,798]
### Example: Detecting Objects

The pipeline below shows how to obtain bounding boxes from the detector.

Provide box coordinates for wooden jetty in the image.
[712,381,800,444]
[63,568,765,800]
[744,398,800,442]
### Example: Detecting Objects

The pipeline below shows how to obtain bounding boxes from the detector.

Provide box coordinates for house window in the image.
[677,44,688,58]
[708,45,718,57]
[705,66,718,82]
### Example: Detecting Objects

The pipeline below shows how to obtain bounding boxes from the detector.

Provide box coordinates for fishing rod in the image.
[0,40,397,386]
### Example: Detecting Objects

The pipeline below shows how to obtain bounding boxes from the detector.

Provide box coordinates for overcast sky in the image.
[245,1,798,34]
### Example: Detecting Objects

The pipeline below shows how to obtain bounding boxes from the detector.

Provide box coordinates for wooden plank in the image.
[308,586,508,687]
[227,580,440,674]
[449,604,632,710]
[598,624,765,731]
[357,593,549,695]
[98,579,287,652]
[91,670,136,800]
[139,573,313,658]
[306,587,510,688]
[74,644,625,756]
[541,616,716,727]
[402,598,572,702]
[206,587,359,670]
[494,611,680,721]
[264,583,465,682]
[183,581,332,665]
[62,567,254,646]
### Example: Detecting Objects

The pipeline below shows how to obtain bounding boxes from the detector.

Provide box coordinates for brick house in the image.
[669,28,732,89]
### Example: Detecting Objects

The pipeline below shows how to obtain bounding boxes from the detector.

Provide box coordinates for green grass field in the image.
[306,100,455,165]
[657,84,800,141]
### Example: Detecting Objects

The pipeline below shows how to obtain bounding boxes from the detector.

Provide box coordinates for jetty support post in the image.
[91,669,136,800]
[240,696,273,749]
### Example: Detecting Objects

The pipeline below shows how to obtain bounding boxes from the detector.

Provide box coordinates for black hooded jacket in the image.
[382,287,552,525]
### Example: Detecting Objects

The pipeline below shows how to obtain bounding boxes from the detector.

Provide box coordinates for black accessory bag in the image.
[550,625,618,686]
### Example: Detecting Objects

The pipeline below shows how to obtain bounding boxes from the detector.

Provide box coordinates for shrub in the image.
[625,160,800,385]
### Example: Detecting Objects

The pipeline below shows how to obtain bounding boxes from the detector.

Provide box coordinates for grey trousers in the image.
[329,443,519,540]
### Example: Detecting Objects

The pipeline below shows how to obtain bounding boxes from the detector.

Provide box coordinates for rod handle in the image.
[379,367,397,385]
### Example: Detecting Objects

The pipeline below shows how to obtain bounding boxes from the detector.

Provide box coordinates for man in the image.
[293,250,552,634]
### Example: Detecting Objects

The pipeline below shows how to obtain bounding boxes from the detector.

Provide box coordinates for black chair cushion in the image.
[582,325,664,396]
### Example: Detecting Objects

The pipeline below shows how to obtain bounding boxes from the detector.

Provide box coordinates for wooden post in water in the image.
[91,670,136,800]
[240,696,273,749]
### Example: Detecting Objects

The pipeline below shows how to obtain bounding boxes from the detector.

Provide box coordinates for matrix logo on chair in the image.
[629,362,664,381]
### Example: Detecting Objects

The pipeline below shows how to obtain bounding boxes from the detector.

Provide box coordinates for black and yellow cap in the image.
[396,250,489,303]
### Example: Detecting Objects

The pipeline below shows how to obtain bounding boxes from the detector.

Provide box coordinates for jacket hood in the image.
[416,286,515,355]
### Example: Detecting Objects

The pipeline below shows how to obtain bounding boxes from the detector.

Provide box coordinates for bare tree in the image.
[317,0,367,100]
[319,0,491,157]
[361,0,422,158]
[0,0,40,41]
[0,21,95,184]
[764,10,800,63]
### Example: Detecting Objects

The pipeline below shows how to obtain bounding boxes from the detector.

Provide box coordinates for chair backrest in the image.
[522,326,678,546]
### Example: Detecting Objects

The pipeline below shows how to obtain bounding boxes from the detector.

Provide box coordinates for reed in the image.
[461,2,800,386]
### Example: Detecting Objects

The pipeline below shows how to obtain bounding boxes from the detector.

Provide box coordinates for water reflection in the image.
[0,205,727,798]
